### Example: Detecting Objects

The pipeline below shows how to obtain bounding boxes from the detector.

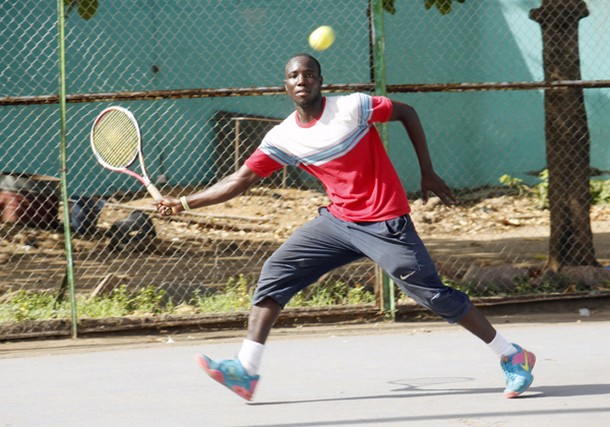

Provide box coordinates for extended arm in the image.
[389,100,458,206]
[156,164,263,215]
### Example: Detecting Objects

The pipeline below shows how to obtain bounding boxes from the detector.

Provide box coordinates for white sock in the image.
[237,339,265,376]
[487,332,518,358]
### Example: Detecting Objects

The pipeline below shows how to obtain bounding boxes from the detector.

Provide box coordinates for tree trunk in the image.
[529,0,599,270]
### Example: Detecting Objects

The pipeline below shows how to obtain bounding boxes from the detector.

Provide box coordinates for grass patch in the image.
[0,275,375,323]
[0,285,169,323]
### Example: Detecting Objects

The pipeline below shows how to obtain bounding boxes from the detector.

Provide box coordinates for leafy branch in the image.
[64,0,98,20]
[383,0,466,15]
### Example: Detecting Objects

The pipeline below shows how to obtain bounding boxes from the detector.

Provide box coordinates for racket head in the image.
[90,106,141,171]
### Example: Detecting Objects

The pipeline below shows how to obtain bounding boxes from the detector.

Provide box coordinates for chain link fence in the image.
[1,0,609,339]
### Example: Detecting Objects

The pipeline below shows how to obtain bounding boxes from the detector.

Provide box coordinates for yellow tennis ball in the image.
[309,25,335,51]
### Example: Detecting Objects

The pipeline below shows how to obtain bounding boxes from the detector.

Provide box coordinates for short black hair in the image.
[285,53,322,75]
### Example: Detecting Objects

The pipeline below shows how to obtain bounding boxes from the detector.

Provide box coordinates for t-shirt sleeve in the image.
[369,95,393,124]
[244,148,284,178]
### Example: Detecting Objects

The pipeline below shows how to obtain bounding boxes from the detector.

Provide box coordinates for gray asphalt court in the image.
[1,314,610,427]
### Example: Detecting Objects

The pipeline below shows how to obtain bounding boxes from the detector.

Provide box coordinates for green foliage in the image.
[500,170,610,208]
[0,290,58,322]
[383,0,397,14]
[441,272,610,298]
[287,281,375,307]
[130,285,168,314]
[0,276,376,324]
[590,179,610,205]
[498,174,529,196]
[424,0,466,15]
[191,275,375,312]
[383,0,466,15]
[438,276,508,298]
[499,169,549,208]
[64,0,98,20]
[534,169,549,207]
[192,274,253,313]
[0,285,168,323]
[439,276,470,296]
[78,290,130,318]
[81,285,167,317]
[514,279,564,295]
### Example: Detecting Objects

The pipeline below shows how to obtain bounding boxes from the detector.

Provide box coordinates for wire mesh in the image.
[1,0,610,339]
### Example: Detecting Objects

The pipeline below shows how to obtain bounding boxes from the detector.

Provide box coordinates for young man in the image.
[156,53,536,401]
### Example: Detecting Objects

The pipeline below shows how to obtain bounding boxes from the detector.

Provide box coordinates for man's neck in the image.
[295,97,324,124]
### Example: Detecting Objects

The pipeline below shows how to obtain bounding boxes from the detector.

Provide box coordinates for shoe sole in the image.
[194,354,257,401]
[504,375,534,398]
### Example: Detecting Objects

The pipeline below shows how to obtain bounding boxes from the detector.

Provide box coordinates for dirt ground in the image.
[119,186,610,266]
[107,186,610,299]
[98,186,609,241]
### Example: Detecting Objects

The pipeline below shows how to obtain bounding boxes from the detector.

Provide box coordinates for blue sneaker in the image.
[501,344,536,398]
[195,354,260,401]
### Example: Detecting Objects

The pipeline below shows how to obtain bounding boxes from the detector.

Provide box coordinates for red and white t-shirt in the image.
[245,93,411,222]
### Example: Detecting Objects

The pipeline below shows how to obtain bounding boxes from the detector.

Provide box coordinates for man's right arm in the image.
[156,164,262,215]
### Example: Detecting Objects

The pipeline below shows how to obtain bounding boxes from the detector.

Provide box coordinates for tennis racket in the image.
[90,106,166,205]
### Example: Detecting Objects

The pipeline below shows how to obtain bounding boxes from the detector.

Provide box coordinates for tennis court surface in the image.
[2,313,610,427]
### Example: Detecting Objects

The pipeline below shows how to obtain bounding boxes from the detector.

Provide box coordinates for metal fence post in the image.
[57,0,78,338]
[370,0,395,320]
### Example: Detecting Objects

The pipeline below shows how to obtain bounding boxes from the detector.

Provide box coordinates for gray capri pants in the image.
[253,208,472,323]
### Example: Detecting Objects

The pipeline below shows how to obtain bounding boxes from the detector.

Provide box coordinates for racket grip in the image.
[146,183,164,201]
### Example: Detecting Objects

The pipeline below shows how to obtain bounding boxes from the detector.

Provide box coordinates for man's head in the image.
[284,54,323,109]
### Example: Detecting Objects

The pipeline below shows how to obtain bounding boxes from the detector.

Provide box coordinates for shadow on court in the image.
[249,382,610,407]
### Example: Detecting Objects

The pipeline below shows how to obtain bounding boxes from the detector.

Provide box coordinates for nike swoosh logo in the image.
[520,349,530,371]
[399,272,415,281]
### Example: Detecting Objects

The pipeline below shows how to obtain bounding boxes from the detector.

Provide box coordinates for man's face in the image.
[284,56,323,108]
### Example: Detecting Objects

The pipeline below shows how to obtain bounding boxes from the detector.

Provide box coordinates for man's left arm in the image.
[389,99,458,206]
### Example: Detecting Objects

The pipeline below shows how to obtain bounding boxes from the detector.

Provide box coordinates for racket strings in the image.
[92,110,139,168]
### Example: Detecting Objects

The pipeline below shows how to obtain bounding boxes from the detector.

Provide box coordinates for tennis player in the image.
[157,53,536,401]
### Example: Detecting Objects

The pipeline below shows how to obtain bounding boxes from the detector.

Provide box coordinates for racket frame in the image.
[90,106,163,200]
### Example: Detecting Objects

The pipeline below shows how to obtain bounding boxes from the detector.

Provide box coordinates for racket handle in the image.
[146,182,163,201]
